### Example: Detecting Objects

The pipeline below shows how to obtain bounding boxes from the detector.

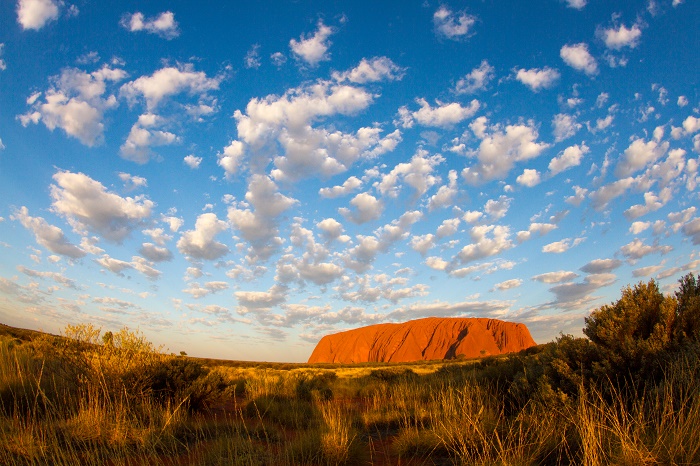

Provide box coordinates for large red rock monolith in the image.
[307,317,536,363]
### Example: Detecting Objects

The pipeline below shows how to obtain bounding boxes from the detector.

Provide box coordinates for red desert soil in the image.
[308,317,537,363]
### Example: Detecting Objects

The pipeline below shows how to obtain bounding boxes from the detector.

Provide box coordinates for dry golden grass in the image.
[2,323,700,466]
[318,401,357,464]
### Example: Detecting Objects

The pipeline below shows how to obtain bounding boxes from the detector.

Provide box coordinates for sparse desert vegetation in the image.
[2,273,700,465]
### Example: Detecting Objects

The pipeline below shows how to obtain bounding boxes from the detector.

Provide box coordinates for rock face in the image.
[307,317,537,364]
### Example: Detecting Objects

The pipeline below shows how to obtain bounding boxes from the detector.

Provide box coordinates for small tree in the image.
[583,279,676,378]
[102,331,114,347]
[63,323,102,345]
[673,273,700,346]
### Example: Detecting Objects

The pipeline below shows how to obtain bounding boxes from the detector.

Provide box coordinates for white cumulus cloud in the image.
[177,213,229,261]
[339,192,384,224]
[433,6,476,40]
[289,21,333,66]
[516,169,541,187]
[542,237,585,253]
[11,206,86,258]
[398,98,480,129]
[184,154,202,169]
[564,0,587,10]
[120,11,179,39]
[233,79,399,182]
[377,150,444,199]
[456,225,513,265]
[462,117,550,184]
[120,114,179,163]
[454,60,494,94]
[317,218,344,242]
[228,175,297,261]
[493,279,522,291]
[19,65,126,146]
[532,271,578,283]
[218,140,245,177]
[50,170,153,243]
[120,65,220,110]
[560,43,598,75]
[615,138,669,178]
[552,113,582,142]
[515,67,560,92]
[319,176,362,198]
[17,0,59,30]
[549,143,588,175]
[599,22,642,50]
[332,57,405,83]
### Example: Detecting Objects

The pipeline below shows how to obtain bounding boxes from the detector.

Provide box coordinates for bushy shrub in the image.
[230,377,247,397]
[134,357,231,413]
[295,372,337,401]
[21,325,234,415]
[185,370,231,413]
[147,357,208,401]
[584,279,675,380]
[578,274,700,393]
[673,273,700,346]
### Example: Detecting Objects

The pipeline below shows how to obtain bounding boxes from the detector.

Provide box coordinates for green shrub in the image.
[295,372,337,401]
[230,377,247,397]
[581,274,700,391]
[185,370,230,413]
[139,358,230,413]
[584,279,675,380]
[147,357,208,401]
[673,273,700,346]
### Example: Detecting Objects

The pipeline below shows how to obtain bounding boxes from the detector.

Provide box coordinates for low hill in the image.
[0,322,55,342]
[307,317,537,364]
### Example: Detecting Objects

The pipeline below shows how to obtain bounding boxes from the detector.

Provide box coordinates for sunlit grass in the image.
[1,321,700,465]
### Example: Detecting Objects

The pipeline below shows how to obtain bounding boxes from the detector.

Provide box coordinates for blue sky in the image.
[0,0,698,362]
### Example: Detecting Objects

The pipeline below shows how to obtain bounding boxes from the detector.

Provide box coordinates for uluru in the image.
[307,317,537,364]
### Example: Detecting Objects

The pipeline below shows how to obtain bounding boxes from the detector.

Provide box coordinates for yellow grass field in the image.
[1,276,700,465]
[1,326,698,465]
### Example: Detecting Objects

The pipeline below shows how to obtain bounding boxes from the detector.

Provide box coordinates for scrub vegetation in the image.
[1,273,700,465]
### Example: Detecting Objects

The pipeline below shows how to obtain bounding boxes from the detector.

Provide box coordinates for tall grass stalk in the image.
[430,381,497,463]
[601,357,700,465]
[574,385,608,466]
[318,400,355,464]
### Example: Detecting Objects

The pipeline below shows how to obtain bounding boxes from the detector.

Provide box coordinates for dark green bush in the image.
[673,273,700,346]
[503,274,700,409]
[185,371,230,413]
[230,377,247,397]
[295,372,337,401]
[584,279,675,382]
[136,357,230,413]
[147,357,208,400]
